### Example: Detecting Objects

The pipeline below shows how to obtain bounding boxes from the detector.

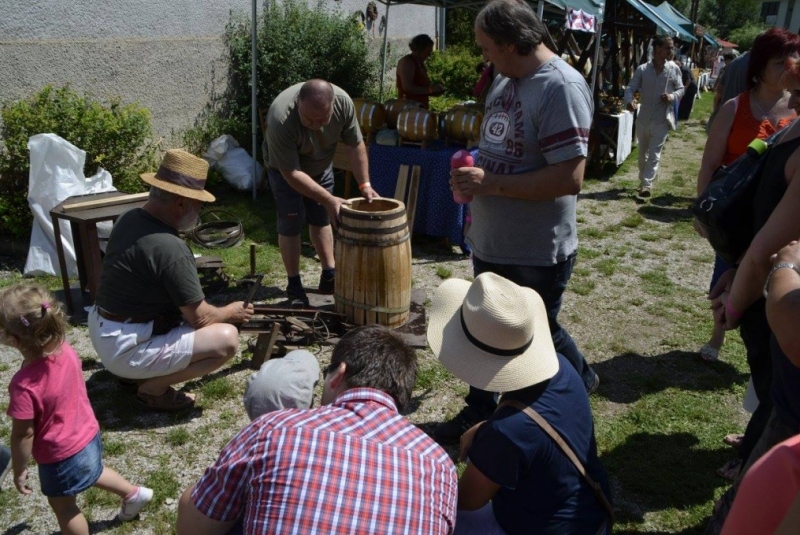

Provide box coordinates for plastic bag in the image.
[204,135,262,192]
[23,134,115,277]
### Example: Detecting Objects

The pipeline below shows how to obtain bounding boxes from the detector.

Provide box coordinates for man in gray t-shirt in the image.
[708,51,750,131]
[266,80,376,306]
[441,0,598,446]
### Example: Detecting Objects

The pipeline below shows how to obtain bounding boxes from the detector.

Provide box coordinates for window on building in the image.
[761,1,779,24]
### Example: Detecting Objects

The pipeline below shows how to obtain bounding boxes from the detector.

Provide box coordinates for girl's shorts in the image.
[39,432,103,497]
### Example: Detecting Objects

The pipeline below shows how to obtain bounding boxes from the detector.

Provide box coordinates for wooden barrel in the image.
[335,198,412,328]
[397,108,437,142]
[384,98,421,129]
[444,108,483,142]
[352,98,386,133]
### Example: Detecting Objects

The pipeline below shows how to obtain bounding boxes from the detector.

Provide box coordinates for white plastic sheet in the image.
[23,134,115,277]
[204,135,262,192]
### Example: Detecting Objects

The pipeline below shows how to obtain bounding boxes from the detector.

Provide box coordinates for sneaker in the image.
[639,186,652,198]
[318,272,335,294]
[434,406,484,445]
[587,372,600,395]
[118,486,153,521]
[286,285,310,308]
[0,445,10,490]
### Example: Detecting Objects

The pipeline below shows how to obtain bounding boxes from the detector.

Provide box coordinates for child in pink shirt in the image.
[2,283,152,534]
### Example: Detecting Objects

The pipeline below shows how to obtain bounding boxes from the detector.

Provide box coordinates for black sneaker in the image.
[286,285,310,308]
[587,372,600,395]
[434,406,484,445]
[319,272,335,294]
[0,445,10,490]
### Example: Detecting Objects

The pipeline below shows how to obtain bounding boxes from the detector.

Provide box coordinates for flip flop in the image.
[723,433,744,449]
[137,387,196,412]
[716,458,742,481]
[700,344,720,362]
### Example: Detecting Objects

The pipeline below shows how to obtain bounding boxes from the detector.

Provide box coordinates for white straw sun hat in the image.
[140,148,216,202]
[427,272,559,392]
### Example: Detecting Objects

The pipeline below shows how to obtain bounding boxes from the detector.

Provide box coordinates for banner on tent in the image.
[566,8,596,33]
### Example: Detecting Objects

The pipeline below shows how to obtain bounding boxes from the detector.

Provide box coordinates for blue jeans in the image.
[466,254,596,417]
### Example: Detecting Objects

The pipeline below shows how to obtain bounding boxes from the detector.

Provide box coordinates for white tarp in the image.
[24,134,115,277]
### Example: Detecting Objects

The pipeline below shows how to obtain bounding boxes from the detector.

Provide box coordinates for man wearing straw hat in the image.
[446,0,598,445]
[88,149,254,412]
[265,79,377,307]
[428,273,612,535]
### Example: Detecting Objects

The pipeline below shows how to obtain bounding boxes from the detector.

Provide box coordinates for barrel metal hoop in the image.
[343,209,407,222]
[338,221,408,235]
[336,232,411,247]
[334,295,410,314]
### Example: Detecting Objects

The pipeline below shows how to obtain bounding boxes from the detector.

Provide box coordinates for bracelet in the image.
[763,262,800,298]
[725,298,744,321]
[358,181,371,191]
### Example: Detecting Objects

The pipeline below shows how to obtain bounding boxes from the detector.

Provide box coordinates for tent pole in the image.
[251,0,259,200]
[590,22,602,96]
[537,0,544,19]
[379,2,391,101]
[440,1,447,50]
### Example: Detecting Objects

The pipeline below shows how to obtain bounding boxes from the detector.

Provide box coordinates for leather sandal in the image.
[716,458,742,481]
[723,433,744,449]
[137,387,195,412]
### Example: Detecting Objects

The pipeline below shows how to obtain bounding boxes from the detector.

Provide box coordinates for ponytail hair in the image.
[0,283,67,356]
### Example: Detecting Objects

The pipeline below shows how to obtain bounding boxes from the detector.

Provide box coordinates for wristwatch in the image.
[763,262,800,298]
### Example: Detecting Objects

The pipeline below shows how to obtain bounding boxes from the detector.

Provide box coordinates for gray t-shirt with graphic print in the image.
[466,57,593,266]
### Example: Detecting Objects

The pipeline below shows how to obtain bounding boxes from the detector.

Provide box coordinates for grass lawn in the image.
[0,91,751,534]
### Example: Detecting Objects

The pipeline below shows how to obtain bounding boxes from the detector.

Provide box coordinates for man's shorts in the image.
[267,166,334,236]
[88,307,195,380]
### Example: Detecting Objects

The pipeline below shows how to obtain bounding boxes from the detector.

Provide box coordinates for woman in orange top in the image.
[396,34,445,109]
[694,26,799,481]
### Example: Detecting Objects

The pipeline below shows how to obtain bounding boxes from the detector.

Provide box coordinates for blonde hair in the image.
[0,283,67,356]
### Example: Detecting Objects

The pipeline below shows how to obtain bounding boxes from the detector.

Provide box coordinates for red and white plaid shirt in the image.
[192,388,457,534]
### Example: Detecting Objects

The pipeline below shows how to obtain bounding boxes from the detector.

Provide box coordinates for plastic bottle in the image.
[451,149,474,204]
[745,138,769,158]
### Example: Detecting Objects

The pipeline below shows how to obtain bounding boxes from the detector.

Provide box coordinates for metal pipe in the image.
[251,0,259,200]
[379,2,391,101]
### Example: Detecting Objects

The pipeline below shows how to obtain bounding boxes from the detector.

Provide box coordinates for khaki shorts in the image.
[88,307,195,380]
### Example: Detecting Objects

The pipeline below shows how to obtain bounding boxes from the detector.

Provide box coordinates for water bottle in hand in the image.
[451,149,474,204]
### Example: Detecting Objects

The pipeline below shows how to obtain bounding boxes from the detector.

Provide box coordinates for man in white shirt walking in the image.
[624,36,685,198]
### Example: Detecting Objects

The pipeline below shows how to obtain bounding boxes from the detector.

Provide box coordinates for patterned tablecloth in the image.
[368,143,468,251]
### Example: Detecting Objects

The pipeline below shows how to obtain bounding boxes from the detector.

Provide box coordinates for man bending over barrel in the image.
[264,79,378,307]
[88,149,254,412]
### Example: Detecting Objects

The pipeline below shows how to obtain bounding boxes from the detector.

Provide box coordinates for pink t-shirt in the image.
[7,342,100,464]
[722,434,800,535]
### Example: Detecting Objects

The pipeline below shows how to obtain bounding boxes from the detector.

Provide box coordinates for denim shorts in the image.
[39,432,103,497]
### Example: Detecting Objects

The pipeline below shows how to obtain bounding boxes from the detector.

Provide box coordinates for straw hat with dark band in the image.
[141,149,216,202]
[427,272,559,392]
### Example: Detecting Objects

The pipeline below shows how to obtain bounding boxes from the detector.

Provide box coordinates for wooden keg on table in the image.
[444,108,483,143]
[384,98,421,129]
[335,198,412,328]
[397,108,437,143]
[352,98,386,134]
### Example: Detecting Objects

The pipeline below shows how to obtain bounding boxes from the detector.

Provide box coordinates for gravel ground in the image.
[0,114,728,533]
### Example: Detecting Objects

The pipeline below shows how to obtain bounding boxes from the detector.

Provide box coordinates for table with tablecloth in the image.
[590,110,635,166]
[367,143,467,250]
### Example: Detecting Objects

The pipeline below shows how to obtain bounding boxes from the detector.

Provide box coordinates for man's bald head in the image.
[297,79,335,130]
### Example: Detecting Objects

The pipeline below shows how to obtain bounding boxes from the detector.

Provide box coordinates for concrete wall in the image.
[0,0,436,142]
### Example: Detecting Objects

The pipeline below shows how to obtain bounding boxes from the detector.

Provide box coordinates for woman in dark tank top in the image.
[705,57,800,533]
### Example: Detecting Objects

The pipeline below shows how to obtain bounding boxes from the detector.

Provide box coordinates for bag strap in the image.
[497,400,614,525]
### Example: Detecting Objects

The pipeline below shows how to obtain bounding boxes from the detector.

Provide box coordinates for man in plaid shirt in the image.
[176,325,457,534]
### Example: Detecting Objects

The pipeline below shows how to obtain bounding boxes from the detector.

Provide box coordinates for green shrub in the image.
[0,85,156,238]
[727,22,769,52]
[197,0,377,158]
[427,45,482,101]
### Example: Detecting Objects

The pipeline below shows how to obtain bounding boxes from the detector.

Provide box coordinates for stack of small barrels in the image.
[351,98,484,148]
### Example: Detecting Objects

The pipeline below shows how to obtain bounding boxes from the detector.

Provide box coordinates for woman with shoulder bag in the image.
[694,28,799,481]
[702,57,800,535]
